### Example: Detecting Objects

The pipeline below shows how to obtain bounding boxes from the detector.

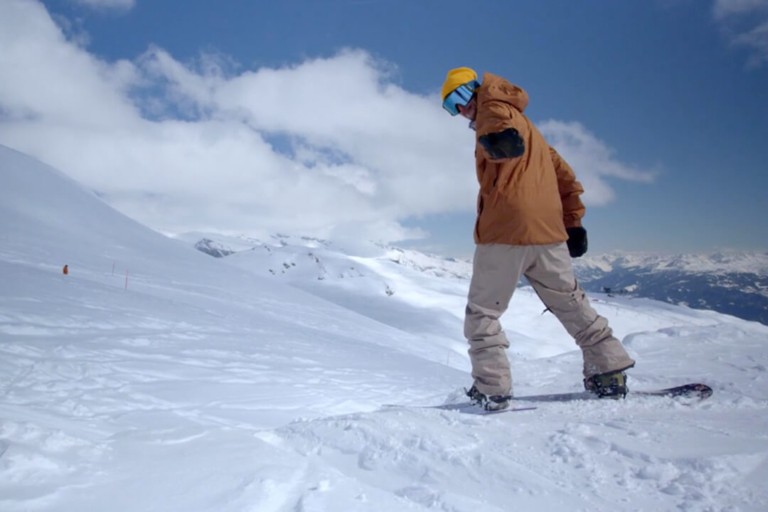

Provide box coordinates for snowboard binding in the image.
[465,385,512,411]
[584,371,629,399]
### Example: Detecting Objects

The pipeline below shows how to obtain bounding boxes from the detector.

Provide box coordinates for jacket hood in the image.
[479,72,529,113]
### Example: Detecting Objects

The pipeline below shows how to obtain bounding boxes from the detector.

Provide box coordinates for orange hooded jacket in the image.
[472,72,586,245]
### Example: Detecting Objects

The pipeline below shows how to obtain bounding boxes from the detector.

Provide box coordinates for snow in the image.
[2,142,768,511]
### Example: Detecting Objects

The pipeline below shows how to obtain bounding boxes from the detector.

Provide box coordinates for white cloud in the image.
[713,0,768,19]
[0,0,651,244]
[51,14,91,47]
[711,0,768,66]
[73,0,135,11]
[734,20,768,66]
[539,121,656,206]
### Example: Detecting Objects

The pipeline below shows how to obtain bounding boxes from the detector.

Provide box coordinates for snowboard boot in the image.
[584,370,629,399]
[465,385,511,411]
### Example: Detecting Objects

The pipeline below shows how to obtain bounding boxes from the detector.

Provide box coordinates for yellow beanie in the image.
[441,67,478,101]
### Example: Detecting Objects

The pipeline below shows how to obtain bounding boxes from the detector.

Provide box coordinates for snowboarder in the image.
[441,67,635,410]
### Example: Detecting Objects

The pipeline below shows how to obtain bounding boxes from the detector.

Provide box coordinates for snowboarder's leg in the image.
[464,244,532,397]
[524,243,635,379]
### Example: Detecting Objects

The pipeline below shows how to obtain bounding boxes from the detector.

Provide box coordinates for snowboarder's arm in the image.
[476,101,525,160]
[549,146,585,228]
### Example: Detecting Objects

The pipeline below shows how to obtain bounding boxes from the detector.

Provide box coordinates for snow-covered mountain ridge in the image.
[575,251,768,276]
[573,252,768,325]
[185,233,768,326]
[176,231,473,282]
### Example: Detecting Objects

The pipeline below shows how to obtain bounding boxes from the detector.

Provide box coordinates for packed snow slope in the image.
[1,143,768,512]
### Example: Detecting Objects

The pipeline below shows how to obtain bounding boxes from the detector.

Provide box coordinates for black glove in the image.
[566,227,588,258]
[478,128,525,160]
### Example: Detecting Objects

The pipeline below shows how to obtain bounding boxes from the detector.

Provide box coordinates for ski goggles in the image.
[442,80,480,116]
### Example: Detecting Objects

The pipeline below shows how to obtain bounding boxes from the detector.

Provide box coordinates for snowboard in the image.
[384,402,538,415]
[510,382,713,403]
[385,383,711,415]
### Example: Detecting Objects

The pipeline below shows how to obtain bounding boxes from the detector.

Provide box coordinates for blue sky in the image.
[2,0,767,257]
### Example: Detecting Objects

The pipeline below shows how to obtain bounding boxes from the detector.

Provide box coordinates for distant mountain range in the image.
[572,252,768,325]
[184,233,768,326]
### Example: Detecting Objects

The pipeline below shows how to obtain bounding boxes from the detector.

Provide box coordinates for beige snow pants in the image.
[464,243,635,397]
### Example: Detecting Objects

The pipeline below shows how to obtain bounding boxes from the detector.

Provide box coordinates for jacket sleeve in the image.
[549,146,586,228]
[475,101,526,160]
